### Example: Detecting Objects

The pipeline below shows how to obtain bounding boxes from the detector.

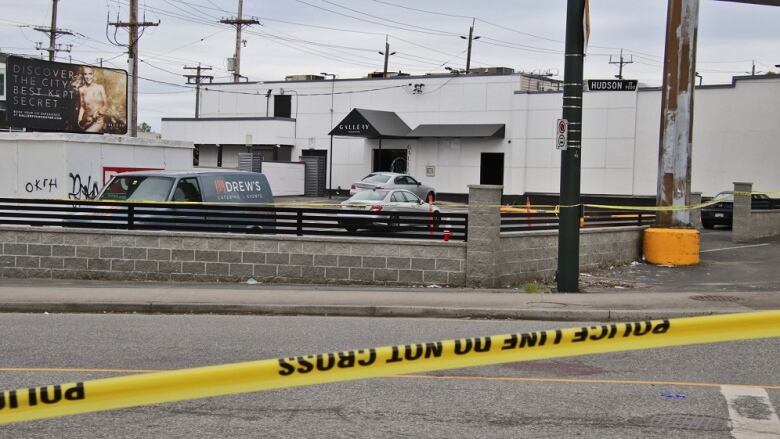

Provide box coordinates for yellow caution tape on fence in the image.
[0,310,778,425]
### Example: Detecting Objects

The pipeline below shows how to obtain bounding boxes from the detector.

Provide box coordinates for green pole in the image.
[557,0,585,293]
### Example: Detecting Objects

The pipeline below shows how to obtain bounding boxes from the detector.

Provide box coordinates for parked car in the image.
[349,172,436,202]
[701,191,774,229]
[338,189,441,232]
[90,169,276,231]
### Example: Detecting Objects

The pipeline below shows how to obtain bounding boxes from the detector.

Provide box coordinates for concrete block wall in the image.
[0,227,466,286]
[732,182,780,242]
[496,227,644,287]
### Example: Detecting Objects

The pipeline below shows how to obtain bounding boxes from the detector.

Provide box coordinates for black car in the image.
[701,191,774,229]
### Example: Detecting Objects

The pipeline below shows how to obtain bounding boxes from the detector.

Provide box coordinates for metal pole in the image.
[194,65,201,119]
[326,74,335,199]
[556,0,585,293]
[656,0,699,227]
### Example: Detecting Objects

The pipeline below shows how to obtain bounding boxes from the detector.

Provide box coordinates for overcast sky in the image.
[2,0,779,130]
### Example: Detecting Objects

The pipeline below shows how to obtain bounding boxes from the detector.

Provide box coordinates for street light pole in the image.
[321,72,336,199]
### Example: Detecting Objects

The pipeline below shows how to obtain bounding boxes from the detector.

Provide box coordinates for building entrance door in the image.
[480,153,504,185]
[373,149,407,173]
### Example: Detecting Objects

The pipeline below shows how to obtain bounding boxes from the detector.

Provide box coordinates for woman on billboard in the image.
[77,67,108,133]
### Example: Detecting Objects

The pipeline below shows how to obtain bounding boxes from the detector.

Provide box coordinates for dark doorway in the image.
[373,149,407,173]
[480,153,504,185]
[301,150,327,197]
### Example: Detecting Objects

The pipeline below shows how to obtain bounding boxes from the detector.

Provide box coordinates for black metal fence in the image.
[0,198,468,241]
[501,207,655,233]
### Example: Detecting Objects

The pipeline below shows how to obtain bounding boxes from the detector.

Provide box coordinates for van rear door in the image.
[198,173,276,232]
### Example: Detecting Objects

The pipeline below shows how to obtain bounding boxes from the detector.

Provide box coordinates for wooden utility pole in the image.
[34,0,72,62]
[461,18,480,73]
[220,0,259,83]
[184,64,213,118]
[656,0,698,227]
[109,0,159,137]
[609,49,634,79]
[378,35,395,78]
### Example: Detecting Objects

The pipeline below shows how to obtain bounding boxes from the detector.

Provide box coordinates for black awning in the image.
[328,108,412,139]
[406,124,505,139]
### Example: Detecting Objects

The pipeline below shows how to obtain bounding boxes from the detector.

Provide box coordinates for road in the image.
[1,313,778,438]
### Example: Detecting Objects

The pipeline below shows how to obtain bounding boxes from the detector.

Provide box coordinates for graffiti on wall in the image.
[68,173,100,200]
[25,178,58,194]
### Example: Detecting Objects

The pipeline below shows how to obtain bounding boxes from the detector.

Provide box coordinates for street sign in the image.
[586,79,638,91]
[556,118,568,150]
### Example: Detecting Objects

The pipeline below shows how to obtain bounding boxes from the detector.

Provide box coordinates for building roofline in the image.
[207,71,562,86]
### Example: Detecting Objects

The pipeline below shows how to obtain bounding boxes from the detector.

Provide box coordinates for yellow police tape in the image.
[1,310,779,425]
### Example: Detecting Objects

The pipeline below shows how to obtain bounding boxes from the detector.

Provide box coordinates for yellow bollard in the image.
[643,227,700,266]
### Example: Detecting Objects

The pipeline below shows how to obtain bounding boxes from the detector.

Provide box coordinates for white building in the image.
[161,71,780,198]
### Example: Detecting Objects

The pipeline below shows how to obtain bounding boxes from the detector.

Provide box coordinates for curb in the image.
[0,302,740,322]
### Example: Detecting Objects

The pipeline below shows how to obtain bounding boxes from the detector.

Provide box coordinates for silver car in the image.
[338,189,441,232]
[349,172,436,202]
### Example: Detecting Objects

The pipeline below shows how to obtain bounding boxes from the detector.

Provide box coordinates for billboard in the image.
[6,56,127,134]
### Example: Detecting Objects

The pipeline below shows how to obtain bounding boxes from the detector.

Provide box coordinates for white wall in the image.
[261,161,305,196]
[162,118,294,145]
[167,74,780,197]
[0,133,193,199]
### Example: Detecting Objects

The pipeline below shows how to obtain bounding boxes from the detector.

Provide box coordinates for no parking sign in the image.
[556,118,568,150]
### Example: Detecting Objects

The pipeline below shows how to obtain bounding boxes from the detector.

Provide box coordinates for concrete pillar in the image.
[690,192,702,229]
[466,185,502,288]
[732,182,752,243]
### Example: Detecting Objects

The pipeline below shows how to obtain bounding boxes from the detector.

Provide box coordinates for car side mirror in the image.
[418,199,423,205]
[416,182,421,186]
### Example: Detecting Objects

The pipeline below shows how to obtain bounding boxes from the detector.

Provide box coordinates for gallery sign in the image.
[6,56,128,134]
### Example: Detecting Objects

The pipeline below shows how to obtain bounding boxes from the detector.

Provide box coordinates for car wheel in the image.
[426,192,435,203]
[702,221,714,229]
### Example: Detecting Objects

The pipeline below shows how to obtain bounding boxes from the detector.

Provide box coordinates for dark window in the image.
[98,176,174,201]
[172,178,202,202]
[274,95,292,118]
[480,153,504,186]
[401,191,420,203]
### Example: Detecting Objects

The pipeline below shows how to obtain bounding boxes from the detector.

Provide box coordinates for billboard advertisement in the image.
[6,56,128,134]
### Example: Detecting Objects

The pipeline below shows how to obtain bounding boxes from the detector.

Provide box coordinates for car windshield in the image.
[98,176,175,201]
[362,174,392,184]
[714,192,734,202]
[347,191,388,202]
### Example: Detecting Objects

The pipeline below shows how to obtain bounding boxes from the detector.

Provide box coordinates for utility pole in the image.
[609,49,633,79]
[109,0,159,137]
[656,0,699,227]
[378,35,396,78]
[557,0,586,293]
[34,0,72,62]
[183,64,213,118]
[220,0,259,83]
[460,18,481,73]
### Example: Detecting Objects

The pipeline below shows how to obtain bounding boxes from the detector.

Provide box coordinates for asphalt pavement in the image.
[0,228,777,321]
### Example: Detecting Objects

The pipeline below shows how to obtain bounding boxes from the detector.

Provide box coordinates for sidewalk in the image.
[0,278,777,321]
